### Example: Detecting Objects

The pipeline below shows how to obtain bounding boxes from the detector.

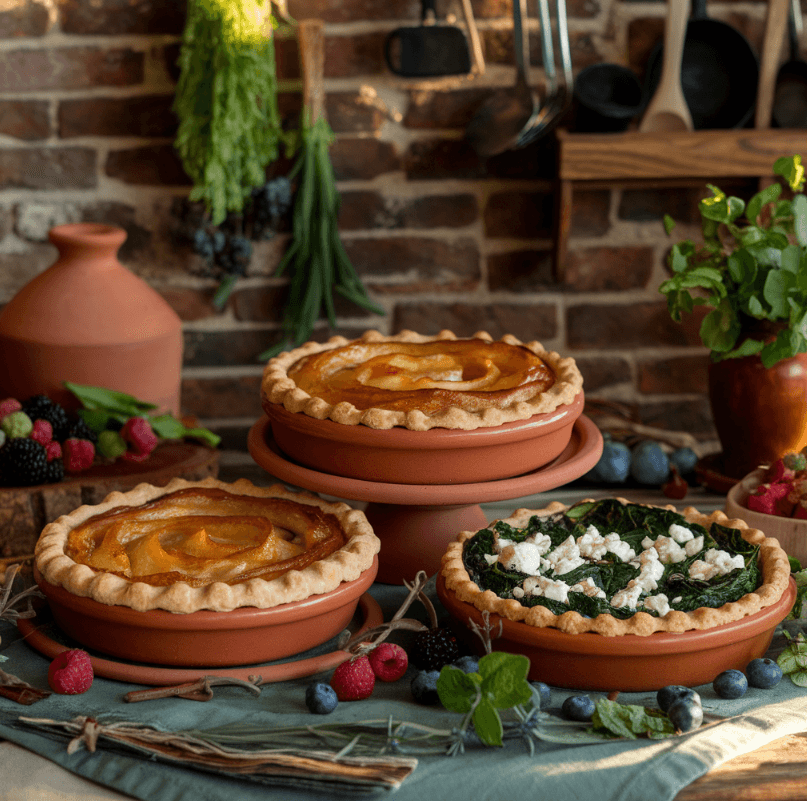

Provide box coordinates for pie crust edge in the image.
[439,499,792,636]
[260,329,584,431]
[34,476,381,614]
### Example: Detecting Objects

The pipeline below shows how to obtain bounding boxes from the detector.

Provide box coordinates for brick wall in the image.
[0,0,776,451]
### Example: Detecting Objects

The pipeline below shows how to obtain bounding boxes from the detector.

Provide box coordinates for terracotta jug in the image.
[0,223,183,414]
[708,350,807,479]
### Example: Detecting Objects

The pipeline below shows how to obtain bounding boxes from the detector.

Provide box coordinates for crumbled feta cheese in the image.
[569,577,606,599]
[604,532,635,562]
[611,580,643,609]
[684,536,704,557]
[512,586,525,599]
[499,541,544,575]
[672,596,682,604]
[577,526,608,560]
[643,593,670,616]
[688,560,719,581]
[668,523,694,544]
[483,553,499,565]
[530,533,553,555]
[522,575,570,603]
[497,537,515,552]
[544,535,585,576]
[645,535,688,564]
[641,536,655,551]
[688,548,744,581]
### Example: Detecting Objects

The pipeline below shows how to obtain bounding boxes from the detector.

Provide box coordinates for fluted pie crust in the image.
[440,500,791,636]
[261,329,583,431]
[35,477,380,614]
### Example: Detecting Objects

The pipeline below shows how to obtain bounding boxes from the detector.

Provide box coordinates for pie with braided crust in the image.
[440,498,791,636]
[261,329,583,431]
[35,477,380,613]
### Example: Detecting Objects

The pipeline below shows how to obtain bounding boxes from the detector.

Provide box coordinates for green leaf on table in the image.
[478,652,532,709]
[591,698,675,740]
[472,697,504,747]
[436,666,479,714]
[65,382,156,415]
[149,415,221,447]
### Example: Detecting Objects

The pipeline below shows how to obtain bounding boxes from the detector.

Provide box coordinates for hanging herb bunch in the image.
[259,20,384,359]
[173,0,292,307]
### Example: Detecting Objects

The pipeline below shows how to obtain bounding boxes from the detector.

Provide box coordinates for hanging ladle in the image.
[465,0,534,156]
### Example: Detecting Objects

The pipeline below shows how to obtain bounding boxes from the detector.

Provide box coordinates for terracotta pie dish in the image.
[261,329,584,484]
[437,498,794,690]
[32,477,381,665]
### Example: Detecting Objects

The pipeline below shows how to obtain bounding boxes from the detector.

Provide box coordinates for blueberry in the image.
[562,694,596,722]
[713,669,748,699]
[630,441,670,485]
[411,670,441,705]
[669,447,698,475]
[453,656,480,674]
[305,682,338,714]
[745,658,783,689]
[592,441,632,483]
[656,685,701,714]
[530,681,551,709]
[667,697,704,733]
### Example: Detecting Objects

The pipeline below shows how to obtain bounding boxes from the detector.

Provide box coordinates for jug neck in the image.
[48,223,127,269]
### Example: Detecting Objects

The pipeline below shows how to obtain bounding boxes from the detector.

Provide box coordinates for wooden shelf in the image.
[553,127,807,279]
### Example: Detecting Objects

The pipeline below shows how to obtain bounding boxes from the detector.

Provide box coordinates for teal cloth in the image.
[2,583,807,801]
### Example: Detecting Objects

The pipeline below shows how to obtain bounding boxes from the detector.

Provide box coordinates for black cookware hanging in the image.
[644,0,759,129]
[773,0,807,128]
[385,0,472,77]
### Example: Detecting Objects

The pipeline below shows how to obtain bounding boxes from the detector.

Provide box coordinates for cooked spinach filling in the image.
[463,499,761,619]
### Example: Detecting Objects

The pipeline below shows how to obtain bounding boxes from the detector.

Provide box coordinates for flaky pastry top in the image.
[261,330,583,431]
[35,477,380,613]
[440,500,791,636]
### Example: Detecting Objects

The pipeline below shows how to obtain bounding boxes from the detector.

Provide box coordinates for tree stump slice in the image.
[0,442,219,558]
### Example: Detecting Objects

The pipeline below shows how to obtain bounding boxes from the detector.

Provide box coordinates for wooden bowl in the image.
[436,572,796,691]
[33,557,378,667]
[726,468,807,568]
[264,392,584,485]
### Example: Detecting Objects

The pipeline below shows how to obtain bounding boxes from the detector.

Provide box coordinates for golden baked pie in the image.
[440,498,791,636]
[35,477,380,613]
[261,329,583,431]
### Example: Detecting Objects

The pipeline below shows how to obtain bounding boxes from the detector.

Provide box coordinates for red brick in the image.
[488,249,554,292]
[59,95,177,138]
[566,301,705,350]
[574,356,632,393]
[639,398,715,439]
[0,2,49,38]
[160,288,219,323]
[403,88,491,130]
[638,355,710,395]
[287,0,413,24]
[569,190,610,237]
[326,91,385,134]
[0,246,57,296]
[105,145,191,186]
[0,100,49,140]
[324,32,387,78]
[393,301,557,342]
[562,246,654,292]
[180,376,263,420]
[59,0,185,35]
[405,138,487,180]
[344,236,480,291]
[0,148,96,189]
[230,285,287,324]
[0,48,144,91]
[339,191,478,231]
[330,138,400,180]
[183,330,275,367]
[78,202,152,262]
[484,137,557,181]
[485,190,554,238]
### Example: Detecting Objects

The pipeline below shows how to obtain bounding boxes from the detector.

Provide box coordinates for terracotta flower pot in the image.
[0,223,183,413]
[708,350,807,479]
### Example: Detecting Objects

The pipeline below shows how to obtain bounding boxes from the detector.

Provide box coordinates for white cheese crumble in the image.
[605,533,636,562]
[611,580,643,609]
[522,575,570,603]
[688,548,745,581]
[643,593,670,616]
[629,547,665,591]
[569,577,606,599]
[685,536,704,557]
[498,541,544,575]
[668,523,695,544]
[483,553,499,566]
[577,525,609,560]
[642,535,687,564]
[543,536,586,576]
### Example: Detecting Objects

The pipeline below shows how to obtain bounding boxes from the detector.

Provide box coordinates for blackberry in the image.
[0,438,50,486]
[410,627,460,672]
[45,456,65,484]
[68,417,98,446]
[22,395,71,441]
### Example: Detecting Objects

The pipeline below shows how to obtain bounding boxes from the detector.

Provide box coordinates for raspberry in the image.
[0,398,22,420]
[29,418,53,447]
[121,417,158,457]
[410,627,460,671]
[330,655,375,701]
[368,642,408,682]
[45,440,62,462]
[63,438,95,472]
[1,411,33,439]
[47,649,94,694]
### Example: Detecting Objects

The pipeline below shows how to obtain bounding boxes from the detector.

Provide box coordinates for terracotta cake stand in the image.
[248,415,603,584]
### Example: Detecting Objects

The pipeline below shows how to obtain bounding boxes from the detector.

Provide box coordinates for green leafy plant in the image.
[777,629,807,686]
[660,154,807,368]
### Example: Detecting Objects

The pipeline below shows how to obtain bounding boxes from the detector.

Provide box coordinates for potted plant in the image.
[659,154,807,479]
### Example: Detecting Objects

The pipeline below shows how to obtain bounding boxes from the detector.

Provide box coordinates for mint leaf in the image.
[65,382,156,415]
[472,697,504,747]
[591,698,675,740]
[148,414,190,440]
[791,669,807,687]
[478,652,532,709]
[436,666,479,714]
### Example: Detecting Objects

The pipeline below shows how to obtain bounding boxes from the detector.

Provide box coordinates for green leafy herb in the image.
[591,698,675,740]
[777,630,807,686]
[660,154,807,367]
[788,567,807,619]
[65,382,221,448]
[436,651,532,747]
[173,0,284,226]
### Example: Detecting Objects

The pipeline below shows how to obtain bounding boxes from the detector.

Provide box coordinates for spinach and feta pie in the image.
[440,498,791,636]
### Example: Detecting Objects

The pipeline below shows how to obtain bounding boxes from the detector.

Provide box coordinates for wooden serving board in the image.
[0,442,219,557]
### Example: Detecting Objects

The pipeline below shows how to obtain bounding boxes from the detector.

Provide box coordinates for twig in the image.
[124,675,263,704]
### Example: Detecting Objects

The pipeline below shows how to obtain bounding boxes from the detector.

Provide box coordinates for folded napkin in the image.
[2,586,806,801]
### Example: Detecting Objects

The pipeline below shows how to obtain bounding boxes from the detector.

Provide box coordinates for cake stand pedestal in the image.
[248,415,602,584]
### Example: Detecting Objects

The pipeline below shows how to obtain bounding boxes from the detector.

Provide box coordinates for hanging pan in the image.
[385,0,472,77]
[773,0,807,128]
[644,0,759,129]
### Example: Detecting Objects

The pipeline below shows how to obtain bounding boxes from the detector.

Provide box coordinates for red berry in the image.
[29,418,53,447]
[0,398,21,421]
[62,438,95,472]
[121,417,158,457]
[368,643,408,682]
[48,649,94,694]
[330,655,375,701]
[45,440,62,462]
